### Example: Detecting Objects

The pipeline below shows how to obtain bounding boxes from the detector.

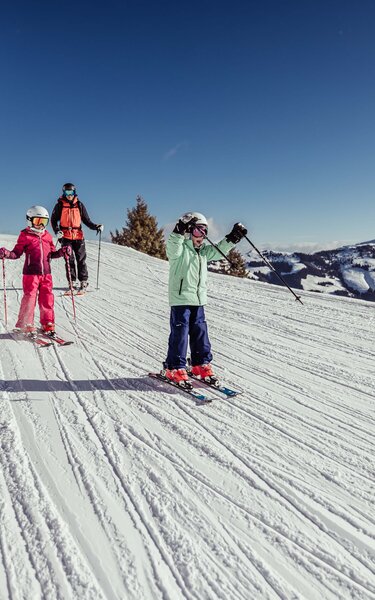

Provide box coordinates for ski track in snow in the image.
[0,235,375,600]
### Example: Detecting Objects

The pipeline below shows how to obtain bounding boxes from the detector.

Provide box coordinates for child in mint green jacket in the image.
[163,212,247,388]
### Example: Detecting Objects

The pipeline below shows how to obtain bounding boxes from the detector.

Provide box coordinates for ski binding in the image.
[148,373,213,404]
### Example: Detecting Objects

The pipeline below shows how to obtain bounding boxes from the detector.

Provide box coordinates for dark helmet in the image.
[62,182,76,193]
[62,183,76,202]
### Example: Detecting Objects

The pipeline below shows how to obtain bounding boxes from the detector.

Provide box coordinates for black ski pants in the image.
[61,239,89,283]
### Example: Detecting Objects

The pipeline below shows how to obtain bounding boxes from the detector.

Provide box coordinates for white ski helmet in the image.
[181,212,208,227]
[26,205,50,230]
[191,212,207,227]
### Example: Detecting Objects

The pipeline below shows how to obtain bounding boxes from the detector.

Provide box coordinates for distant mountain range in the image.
[246,241,375,301]
[211,241,375,302]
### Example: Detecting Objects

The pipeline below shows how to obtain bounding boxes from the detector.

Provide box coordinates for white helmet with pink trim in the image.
[26,205,49,231]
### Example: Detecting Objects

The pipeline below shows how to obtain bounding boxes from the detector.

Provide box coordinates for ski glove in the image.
[96,224,104,232]
[0,247,10,259]
[226,223,248,244]
[173,213,198,235]
[61,245,72,257]
[56,230,64,239]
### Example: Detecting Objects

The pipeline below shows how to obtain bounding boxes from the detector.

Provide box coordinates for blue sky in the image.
[1,0,374,251]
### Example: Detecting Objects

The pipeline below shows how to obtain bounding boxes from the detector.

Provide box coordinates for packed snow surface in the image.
[0,234,374,600]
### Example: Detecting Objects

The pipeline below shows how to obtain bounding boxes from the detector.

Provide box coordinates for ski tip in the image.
[196,398,213,405]
[50,338,74,346]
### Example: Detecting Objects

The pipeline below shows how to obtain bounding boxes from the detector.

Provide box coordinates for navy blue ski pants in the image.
[165,305,212,369]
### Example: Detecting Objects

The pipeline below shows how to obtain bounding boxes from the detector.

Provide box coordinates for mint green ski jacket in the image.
[167,232,235,306]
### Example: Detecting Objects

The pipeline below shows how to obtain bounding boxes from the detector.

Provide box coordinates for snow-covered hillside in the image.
[243,242,375,302]
[0,233,374,600]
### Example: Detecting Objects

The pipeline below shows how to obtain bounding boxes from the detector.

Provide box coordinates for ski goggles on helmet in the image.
[31,216,49,227]
[191,225,207,237]
[64,189,75,196]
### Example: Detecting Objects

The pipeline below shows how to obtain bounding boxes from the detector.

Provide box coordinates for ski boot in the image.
[190,364,220,387]
[14,324,37,339]
[164,368,192,389]
[77,281,88,295]
[41,322,56,338]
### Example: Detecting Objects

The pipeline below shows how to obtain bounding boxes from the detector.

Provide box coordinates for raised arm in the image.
[166,213,199,260]
[202,223,248,262]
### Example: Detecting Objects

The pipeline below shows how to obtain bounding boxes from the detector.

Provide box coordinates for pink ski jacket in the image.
[7,227,63,275]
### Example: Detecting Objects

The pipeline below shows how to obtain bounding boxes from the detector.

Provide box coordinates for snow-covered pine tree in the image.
[111,196,167,259]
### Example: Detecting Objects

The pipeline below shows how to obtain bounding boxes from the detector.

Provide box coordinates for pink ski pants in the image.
[15,274,55,328]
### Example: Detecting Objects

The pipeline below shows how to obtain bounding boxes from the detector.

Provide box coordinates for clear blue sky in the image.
[1,0,374,250]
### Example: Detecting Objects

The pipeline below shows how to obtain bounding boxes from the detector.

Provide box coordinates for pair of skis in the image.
[11,330,74,347]
[148,372,240,404]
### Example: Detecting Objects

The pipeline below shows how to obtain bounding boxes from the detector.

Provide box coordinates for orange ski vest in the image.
[60,197,84,240]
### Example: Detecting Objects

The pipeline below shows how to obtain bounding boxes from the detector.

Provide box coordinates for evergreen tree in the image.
[224,248,249,278]
[111,196,167,259]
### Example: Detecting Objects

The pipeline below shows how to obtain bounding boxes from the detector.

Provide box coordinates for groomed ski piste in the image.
[0,233,374,600]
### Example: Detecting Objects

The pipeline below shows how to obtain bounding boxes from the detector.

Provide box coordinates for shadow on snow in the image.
[1,377,176,396]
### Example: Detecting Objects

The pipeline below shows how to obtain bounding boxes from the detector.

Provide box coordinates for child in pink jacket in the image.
[0,205,71,334]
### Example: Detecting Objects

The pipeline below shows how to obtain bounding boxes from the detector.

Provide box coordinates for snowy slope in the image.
[0,233,375,600]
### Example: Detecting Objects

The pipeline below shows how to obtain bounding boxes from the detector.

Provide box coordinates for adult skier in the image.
[0,206,71,334]
[51,183,103,292]
[163,212,247,387]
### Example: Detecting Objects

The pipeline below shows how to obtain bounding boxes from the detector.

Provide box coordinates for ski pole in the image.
[96,229,102,290]
[195,225,238,269]
[243,234,303,305]
[2,258,7,326]
[64,255,77,321]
